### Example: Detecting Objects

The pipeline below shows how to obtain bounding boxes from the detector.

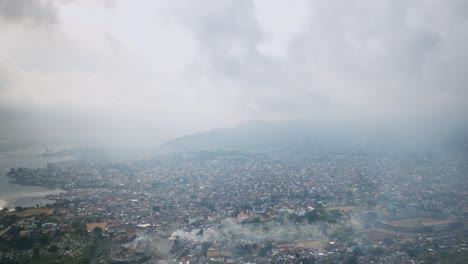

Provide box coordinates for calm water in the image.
[0,143,73,209]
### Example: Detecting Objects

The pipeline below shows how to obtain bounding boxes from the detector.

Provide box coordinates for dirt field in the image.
[326,206,356,212]
[5,208,54,217]
[276,240,328,249]
[388,218,454,228]
[361,230,393,241]
[86,222,108,232]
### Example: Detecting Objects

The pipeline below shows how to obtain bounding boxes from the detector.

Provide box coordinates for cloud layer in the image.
[0,0,58,25]
[0,0,467,146]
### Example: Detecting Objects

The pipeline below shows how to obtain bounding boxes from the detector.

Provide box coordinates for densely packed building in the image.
[1,149,467,263]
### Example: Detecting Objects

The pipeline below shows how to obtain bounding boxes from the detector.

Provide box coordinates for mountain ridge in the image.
[157,118,468,154]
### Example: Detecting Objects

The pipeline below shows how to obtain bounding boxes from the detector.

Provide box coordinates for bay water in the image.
[0,142,73,209]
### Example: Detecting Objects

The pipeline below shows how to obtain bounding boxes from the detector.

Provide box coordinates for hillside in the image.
[158,119,468,155]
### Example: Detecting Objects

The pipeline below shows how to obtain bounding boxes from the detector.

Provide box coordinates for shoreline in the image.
[0,178,65,209]
[0,192,64,210]
[7,178,62,189]
[0,143,75,210]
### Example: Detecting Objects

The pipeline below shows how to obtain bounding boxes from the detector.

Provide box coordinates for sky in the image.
[0,0,467,146]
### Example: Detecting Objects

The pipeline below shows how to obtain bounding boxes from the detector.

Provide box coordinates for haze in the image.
[1,0,467,147]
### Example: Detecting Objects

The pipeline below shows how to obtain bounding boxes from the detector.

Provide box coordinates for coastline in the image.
[0,143,73,210]
[0,179,65,209]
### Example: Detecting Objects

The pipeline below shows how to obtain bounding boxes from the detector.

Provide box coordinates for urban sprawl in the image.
[1,149,468,263]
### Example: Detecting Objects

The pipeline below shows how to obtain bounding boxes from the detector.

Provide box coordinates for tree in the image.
[72,221,87,236]
[301,256,316,264]
[331,226,355,245]
[38,234,50,245]
[93,227,103,236]
[201,242,212,257]
[329,209,342,219]
[369,246,384,256]
[363,211,378,222]
[289,213,304,223]
[305,210,319,223]
[318,208,336,223]
[0,257,19,264]
[346,255,358,264]
[11,236,34,250]
[259,242,273,257]
[197,228,204,236]
[32,247,40,259]
[353,246,364,256]
[48,245,59,253]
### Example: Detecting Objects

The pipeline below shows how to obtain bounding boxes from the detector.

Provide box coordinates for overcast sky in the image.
[0,0,467,146]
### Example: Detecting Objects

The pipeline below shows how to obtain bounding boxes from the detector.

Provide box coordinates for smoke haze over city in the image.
[1,2,468,263]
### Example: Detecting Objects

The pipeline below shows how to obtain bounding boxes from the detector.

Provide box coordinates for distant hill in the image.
[158,120,394,153]
[158,119,468,155]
